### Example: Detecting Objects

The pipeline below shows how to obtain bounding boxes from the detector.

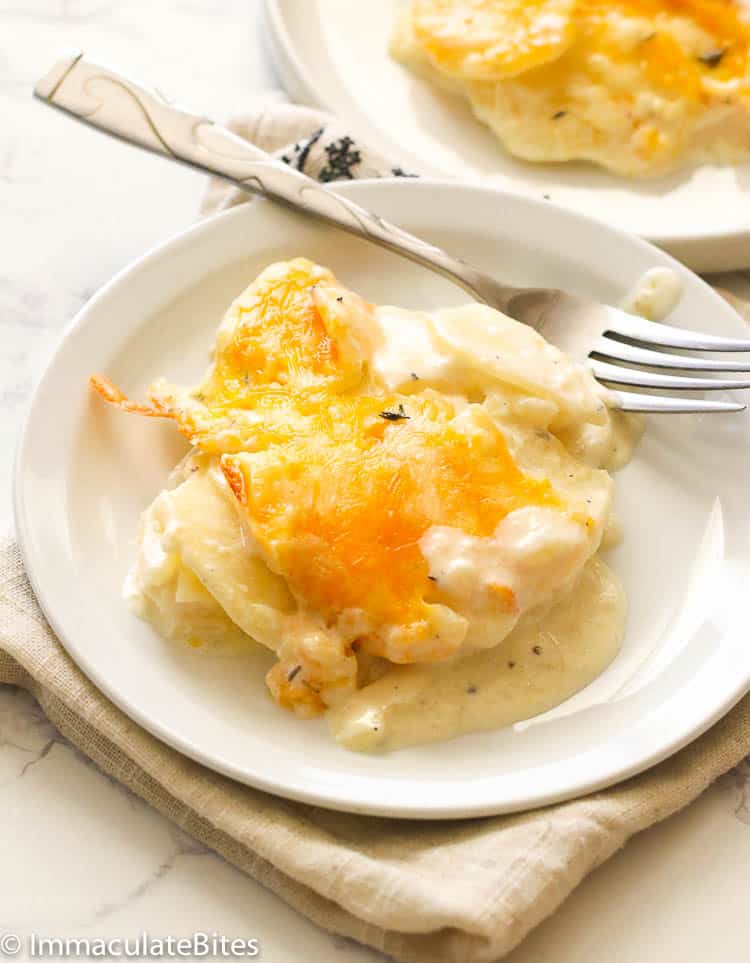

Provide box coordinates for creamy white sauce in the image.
[622,268,683,321]
[371,306,453,391]
[329,556,625,752]
[419,507,591,651]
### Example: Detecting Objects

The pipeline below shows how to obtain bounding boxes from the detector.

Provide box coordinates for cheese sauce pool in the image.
[330,556,624,751]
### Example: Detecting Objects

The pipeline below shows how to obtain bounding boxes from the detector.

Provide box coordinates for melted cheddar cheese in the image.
[222,389,561,663]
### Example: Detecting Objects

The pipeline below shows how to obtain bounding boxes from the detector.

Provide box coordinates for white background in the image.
[3,2,750,960]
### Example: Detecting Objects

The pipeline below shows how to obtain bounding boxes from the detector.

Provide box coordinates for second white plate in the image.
[266,0,750,272]
[15,179,750,818]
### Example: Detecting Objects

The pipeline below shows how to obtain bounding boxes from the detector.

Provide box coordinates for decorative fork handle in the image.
[34,52,503,302]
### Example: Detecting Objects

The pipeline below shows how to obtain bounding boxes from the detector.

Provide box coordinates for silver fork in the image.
[35,52,750,414]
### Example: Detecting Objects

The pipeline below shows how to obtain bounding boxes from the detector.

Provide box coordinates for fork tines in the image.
[595,313,750,413]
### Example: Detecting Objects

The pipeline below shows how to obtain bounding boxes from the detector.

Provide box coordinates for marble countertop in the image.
[3,3,750,960]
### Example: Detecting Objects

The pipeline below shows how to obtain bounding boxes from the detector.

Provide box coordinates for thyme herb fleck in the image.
[379,403,410,422]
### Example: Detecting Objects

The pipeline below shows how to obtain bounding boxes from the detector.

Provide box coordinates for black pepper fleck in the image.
[508,660,516,669]
[410,372,420,381]
[552,110,567,120]
[428,575,438,583]
[466,685,478,694]
[287,665,302,681]
[532,645,543,656]
[336,296,344,302]
[698,48,727,68]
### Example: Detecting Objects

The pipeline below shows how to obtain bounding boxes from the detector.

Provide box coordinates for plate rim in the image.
[14,177,750,819]
[263,0,750,272]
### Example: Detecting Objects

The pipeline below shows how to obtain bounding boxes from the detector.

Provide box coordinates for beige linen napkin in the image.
[4,101,750,963]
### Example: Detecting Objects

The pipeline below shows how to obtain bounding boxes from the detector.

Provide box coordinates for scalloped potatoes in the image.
[92,259,640,751]
[391,0,750,177]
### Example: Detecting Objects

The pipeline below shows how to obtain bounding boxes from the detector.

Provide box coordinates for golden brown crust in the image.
[219,455,247,507]
[89,374,170,419]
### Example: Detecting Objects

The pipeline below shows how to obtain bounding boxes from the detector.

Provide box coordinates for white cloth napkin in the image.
[3,99,750,963]
[201,101,416,216]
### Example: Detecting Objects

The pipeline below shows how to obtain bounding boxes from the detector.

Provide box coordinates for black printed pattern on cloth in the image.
[280,126,326,173]
[319,136,362,182]
[280,127,415,181]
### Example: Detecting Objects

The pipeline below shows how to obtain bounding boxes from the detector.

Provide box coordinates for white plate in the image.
[266,0,750,273]
[15,179,750,818]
